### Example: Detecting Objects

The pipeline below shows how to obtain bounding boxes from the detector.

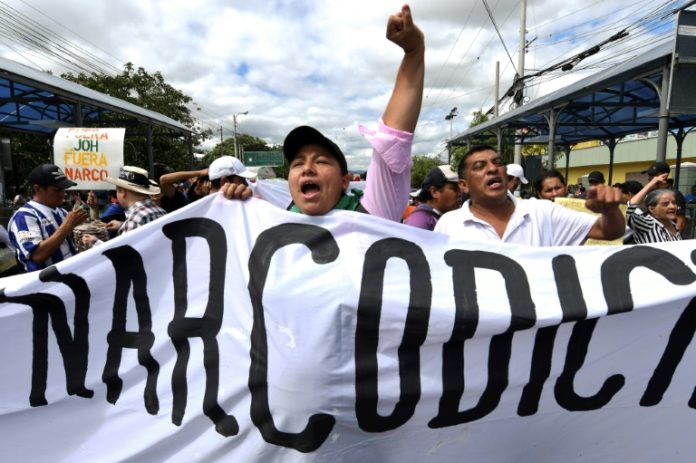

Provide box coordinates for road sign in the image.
[243,151,283,167]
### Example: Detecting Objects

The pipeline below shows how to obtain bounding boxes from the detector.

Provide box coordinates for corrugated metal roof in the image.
[450,40,696,145]
[0,56,190,134]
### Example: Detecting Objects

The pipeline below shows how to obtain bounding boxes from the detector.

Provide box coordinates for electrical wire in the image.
[481,0,518,74]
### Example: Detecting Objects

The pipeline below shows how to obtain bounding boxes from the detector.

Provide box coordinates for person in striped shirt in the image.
[626,172,681,243]
[8,164,88,272]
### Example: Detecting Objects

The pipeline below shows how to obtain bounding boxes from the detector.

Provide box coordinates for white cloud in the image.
[0,0,681,171]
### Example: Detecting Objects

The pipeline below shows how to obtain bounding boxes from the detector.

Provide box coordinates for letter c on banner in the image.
[355,238,432,432]
[247,223,337,453]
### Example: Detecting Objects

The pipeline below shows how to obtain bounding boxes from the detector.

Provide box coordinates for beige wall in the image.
[554,132,696,192]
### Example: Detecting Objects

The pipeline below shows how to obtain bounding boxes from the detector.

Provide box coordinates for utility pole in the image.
[233,111,248,159]
[219,126,224,156]
[514,0,526,165]
[495,61,501,154]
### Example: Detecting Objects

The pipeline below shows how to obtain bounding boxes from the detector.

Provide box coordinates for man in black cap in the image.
[222,4,424,220]
[587,170,605,186]
[8,163,88,271]
[404,165,461,230]
[642,161,686,233]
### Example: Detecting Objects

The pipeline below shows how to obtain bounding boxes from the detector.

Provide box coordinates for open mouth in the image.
[301,181,320,197]
[486,177,503,189]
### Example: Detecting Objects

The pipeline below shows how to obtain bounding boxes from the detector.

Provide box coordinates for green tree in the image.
[450,108,515,171]
[62,63,211,170]
[410,155,442,189]
[204,134,273,162]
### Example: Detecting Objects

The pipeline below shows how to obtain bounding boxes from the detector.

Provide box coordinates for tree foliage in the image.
[449,108,515,172]
[410,155,442,189]
[61,63,211,170]
[0,63,211,196]
[204,134,275,162]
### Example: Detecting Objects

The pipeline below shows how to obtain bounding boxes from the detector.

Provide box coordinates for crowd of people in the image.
[0,4,692,279]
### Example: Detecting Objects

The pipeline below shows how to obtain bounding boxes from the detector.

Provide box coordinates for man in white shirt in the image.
[435,145,625,246]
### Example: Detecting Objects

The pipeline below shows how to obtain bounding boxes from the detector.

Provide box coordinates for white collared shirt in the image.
[435,194,597,246]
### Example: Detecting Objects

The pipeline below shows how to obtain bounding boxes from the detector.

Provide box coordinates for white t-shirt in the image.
[434,195,597,246]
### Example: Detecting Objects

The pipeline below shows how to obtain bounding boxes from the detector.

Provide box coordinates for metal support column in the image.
[670,127,692,189]
[146,124,154,177]
[188,133,195,169]
[545,109,556,169]
[73,102,83,126]
[656,65,671,162]
[563,145,571,183]
[496,128,502,156]
[604,138,617,185]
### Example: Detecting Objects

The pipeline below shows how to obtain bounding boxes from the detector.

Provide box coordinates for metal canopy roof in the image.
[0,56,190,135]
[449,40,694,146]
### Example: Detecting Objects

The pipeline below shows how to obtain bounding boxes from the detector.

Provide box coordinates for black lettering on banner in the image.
[601,246,696,408]
[519,255,583,416]
[641,298,696,408]
[602,246,696,315]
[102,246,160,415]
[355,238,431,433]
[429,251,535,428]
[0,267,93,406]
[248,223,336,453]
[554,319,625,411]
[547,255,624,411]
[162,218,238,437]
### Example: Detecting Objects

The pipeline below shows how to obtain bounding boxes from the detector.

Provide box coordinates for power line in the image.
[481,0,518,74]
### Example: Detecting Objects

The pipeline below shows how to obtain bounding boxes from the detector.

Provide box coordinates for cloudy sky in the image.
[0,0,684,169]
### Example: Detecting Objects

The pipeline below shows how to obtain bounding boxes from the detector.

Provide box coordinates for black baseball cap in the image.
[642,161,670,176]
[28,164,76,189]
[588,171,605,184]
[419,166,458,201]
[283,126,348,174]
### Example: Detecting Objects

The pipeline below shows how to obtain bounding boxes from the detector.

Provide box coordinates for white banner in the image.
[1,194,696,462]
[53,128,125,190]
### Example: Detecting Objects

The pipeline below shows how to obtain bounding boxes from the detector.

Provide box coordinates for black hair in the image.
[620,180,643,196]
[456,144,497,178]
[533,169,566,196]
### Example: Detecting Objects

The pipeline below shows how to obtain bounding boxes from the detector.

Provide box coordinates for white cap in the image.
[208,156,257,181]
[506,163,528,184]
[437,165,459,182]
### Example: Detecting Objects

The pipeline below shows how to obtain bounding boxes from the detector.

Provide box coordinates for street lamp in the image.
[445,107,458,164]
[233,111,248,159]
[445,107,458,139]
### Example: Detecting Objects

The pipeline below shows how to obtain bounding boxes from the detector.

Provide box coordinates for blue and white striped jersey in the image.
[8,200,76,272]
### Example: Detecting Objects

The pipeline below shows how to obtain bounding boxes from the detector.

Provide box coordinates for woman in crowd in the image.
[534,169,567,202]
[626,172,681,243]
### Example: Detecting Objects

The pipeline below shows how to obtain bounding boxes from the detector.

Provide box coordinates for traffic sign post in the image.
[243,151,283,167]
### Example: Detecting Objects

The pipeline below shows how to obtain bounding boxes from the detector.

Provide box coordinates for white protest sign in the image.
[1,195,695,462]
[53,127,125,190]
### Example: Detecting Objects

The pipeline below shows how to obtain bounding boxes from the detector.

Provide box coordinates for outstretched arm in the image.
[382,4,425,133]
[629,173,666,206]
[585,184,626,240]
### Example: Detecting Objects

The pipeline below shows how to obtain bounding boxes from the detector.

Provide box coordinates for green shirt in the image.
[289,189,365,213]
